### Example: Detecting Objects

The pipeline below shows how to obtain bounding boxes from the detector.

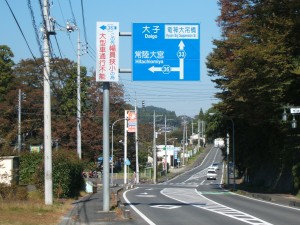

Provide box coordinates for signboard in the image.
[291,108,300,114]
[96,22,119,82]
[30,145,41,153]
[127,110,137,133]
[125,158,131,166]
[132,23,200,81]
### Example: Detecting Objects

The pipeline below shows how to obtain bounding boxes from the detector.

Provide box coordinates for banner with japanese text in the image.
[96,22,119,82]
[127,110,137,133]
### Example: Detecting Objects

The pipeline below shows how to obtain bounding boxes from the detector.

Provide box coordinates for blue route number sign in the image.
[132,23,200,81]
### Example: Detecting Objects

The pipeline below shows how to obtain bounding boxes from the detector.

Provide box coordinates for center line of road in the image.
[161,188,273,225]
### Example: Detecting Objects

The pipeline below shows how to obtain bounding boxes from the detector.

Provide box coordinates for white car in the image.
[211,162,220,170]
[206,169,217,180]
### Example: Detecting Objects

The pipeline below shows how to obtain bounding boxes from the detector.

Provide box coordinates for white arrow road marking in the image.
[136,195,157,197]
[123,189,156,225]
[161,188,273,225]
[136,191,156,197]
[151,205,181,209]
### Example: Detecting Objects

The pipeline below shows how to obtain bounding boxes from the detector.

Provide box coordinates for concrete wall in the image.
[0,156,19,185]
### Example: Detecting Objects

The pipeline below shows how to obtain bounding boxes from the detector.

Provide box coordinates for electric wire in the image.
[27,0,43,57]
[5,0,38,62]
[68,0,77,26]
[54,35,63,58]
[79,0,96,60]
[80,0,88,48]
[57,0,66,26]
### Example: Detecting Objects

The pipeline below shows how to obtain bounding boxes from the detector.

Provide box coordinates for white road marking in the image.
[151,205,181,209]
[232,191,300,211]
[161,188,273,225]
[123,188,156,225]
[136,195,157,197]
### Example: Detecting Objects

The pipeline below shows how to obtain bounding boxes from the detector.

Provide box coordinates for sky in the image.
[1,0,221,118]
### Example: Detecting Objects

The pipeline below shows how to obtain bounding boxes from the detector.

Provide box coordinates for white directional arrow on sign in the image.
[148,41,186,79]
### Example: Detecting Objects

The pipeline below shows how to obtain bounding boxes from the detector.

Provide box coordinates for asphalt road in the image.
[123,146,300,225]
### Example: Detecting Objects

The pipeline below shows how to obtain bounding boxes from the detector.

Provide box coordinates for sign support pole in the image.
[103,82,110,212]
[124,111,128,184]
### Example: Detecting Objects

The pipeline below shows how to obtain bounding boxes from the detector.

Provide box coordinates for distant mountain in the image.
[137,105,193,128]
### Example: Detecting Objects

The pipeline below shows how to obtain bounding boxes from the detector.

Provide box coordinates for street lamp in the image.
[164,115,173,175]
[111,118,126,186]
[153,111,163,184]
[66,22,84,159]
[282,107,300,128]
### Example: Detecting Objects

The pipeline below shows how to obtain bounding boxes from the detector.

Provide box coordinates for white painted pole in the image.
[153,111,157,184]
[18,89,21,153]
[43,0,53,205]
[124,111,128,184]
[102,82,110,212]
[77,29,82,159]
[135,100,139,183]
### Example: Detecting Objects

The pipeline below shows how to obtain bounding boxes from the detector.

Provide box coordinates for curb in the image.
[237,190,300,208]
[115,184,136,219]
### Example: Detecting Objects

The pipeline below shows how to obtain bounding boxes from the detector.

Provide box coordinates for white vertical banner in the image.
[127,110,137,133]
[96,22,119,82]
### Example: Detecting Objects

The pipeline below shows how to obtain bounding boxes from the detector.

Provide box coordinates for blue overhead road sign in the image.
[132,23,200,81]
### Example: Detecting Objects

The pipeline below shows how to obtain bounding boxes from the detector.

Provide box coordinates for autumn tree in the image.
[0,45,16,154]
[206,0,300,191]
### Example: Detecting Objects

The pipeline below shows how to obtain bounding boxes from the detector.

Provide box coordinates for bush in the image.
[0,183,28,200]
[19,150,85,198]
[19,152,43,185]
[292,163,300,194]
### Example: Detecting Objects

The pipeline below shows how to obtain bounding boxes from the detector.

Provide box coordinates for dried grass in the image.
[0,199,74,225]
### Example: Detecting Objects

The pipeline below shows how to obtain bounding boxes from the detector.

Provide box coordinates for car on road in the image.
[206,169,217,180]
[211,162,220,170]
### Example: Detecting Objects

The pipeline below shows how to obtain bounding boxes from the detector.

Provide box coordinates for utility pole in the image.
[227,132,230,185]
[76,29,82,159]
[185,121,188,153]
[18,89,21,153]
[43,0,54,205]
[197,119,200,148]
[135,99,139,183]
[164,115,167,173]
[66,22,82,159]
[202,121,205,147]
[153,111,157,183]
[182,121,185,166]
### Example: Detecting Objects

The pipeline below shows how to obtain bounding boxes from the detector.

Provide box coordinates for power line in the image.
[80,0,88,46]
[5,0,38,62]
[57,0,66,25]
[53,35,63,58]
[27,0,43,57]
[68,0,77,26]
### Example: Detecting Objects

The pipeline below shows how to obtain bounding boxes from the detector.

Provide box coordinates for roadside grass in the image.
[0,191,82,225]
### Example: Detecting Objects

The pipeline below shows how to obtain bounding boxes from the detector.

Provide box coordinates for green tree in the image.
[206,0,300,191]
[0,45,16,153]
[0,45,14,102]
